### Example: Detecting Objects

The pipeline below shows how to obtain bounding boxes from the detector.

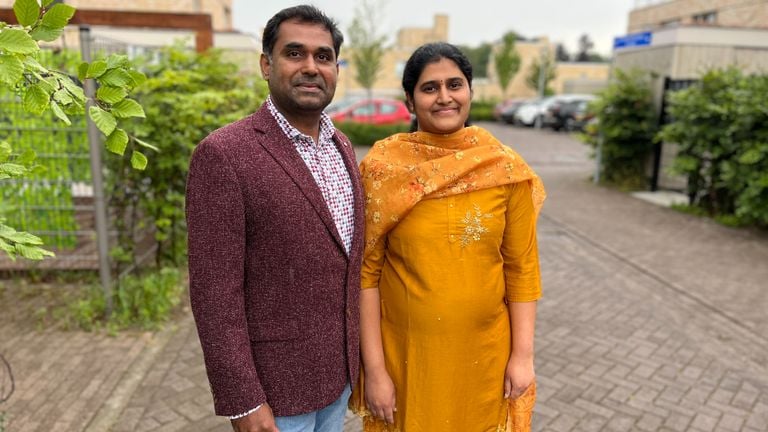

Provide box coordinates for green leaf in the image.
[17,148,36,165]
[53,87,73,105]
[0,28,39,54]
[3,229,43,245]
[106,54,129,69]
[105,128,129,155]
[112,98,145,119]
[16,243,55,260]
[738,149,764,165]
[131,150,148,170]
[86,60,107,79]
[54,73,85,101]
[40,3,76,29]
[30,25,63,42]
[41,0,56,6]
[99,68,132,87]
[0,162,27,176]
[96,86,127,104]
[23,55,47,73]
[13,0,41,27]
[50,100,71,125]
[0,53,24,86]
[77,62,88,81]
[23,83,50,114]
[0,237,15,258]
[127,70,147,87]
[89,106,116,135]
[133,137,160,152]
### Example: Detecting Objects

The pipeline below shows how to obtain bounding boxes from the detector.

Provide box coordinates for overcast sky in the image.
[232,0,639,56]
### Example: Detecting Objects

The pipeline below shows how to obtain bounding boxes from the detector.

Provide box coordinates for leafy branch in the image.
[1,0,153,260]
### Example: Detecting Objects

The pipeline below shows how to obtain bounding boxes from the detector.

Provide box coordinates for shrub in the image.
[581,69,657,190]
[335,122,411,146]
[469,100,495,122]
[658,68,768,227]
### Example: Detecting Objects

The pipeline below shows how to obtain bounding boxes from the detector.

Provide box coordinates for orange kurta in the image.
[351,127,543,432]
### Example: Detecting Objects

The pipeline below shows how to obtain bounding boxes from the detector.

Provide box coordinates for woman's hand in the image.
[365,368,397,424]
[504,353,535,400]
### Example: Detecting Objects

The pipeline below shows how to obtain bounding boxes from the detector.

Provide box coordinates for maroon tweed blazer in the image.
[185,103,364,417]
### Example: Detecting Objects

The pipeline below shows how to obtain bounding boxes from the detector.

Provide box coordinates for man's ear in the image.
[260,53,271,80]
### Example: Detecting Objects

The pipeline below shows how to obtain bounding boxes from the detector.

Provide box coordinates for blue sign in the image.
[613,32,653,50]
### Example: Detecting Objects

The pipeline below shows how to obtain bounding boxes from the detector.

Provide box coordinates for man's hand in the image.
[231,403,279,432]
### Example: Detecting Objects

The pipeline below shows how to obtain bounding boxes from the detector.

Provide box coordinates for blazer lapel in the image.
[250,108,346,253]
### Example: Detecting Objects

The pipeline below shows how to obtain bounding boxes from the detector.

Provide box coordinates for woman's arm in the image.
[505,301,537,399]
[501,181,542,399]
[360,288,397,424]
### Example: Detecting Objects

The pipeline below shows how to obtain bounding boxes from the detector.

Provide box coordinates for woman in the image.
[350,42,546,431]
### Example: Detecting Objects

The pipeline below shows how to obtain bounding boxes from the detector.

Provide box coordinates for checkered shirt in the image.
[266,96,355,254]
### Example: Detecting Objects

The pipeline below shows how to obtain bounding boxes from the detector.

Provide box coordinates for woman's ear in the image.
[405,94,414,112]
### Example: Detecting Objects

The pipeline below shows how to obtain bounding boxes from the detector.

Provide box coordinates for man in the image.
[185,5,363,432]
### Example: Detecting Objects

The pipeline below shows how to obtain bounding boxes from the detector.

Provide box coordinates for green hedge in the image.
[658,68,768,227]
[581,69,657,190]
[335,122,411,146]
[470,100,495,122]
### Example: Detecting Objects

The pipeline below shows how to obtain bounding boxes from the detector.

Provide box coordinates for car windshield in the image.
[325,98,361,114]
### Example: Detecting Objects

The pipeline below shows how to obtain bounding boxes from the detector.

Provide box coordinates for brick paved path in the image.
[1,123,766,431]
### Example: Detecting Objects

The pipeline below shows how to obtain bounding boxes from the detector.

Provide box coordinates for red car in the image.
[326,98,412,125]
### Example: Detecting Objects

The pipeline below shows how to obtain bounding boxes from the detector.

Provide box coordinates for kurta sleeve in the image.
[361,238,386,290]
[501,181,542,302]
[186,140,266,416]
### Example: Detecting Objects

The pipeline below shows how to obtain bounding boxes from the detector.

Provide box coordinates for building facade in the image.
[628,0,768,33]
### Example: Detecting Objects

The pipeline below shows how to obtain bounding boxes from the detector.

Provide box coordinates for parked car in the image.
[541,94,596,131]
[498,99,530,124]
[326,98,412,125]
[493,98,523,122]
[559,99,596,132]
[513,98,546,127]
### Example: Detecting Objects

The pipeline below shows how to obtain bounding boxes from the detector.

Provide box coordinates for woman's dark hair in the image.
[401,42,474,131]
[262,5,344,58]
[402,42,473,98]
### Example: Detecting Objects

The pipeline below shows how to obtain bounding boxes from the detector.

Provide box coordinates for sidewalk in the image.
[1,124,767,431]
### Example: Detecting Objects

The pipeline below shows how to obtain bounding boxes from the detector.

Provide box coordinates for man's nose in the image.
[301,56,319,75]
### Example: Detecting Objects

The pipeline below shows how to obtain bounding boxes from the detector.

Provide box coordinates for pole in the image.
[79,26,113,316]
[536,45,547,129]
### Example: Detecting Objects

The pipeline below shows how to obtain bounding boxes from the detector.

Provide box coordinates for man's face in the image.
[260,19,338,118]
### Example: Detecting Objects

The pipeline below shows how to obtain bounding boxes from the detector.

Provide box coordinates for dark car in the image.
[499,99,530,124]
[541,95,595,131]
[559,99,595,132]
[326,98,412,125]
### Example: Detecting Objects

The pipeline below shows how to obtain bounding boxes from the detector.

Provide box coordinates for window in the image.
[660,19,681,28]
[692,11,717,25]
[380,103,398,114]
[353,103,375,116]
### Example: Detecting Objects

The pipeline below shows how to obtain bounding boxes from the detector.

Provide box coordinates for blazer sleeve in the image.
[186,139,267,416]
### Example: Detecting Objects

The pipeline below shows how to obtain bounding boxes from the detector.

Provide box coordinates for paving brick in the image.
[690,412,721,432]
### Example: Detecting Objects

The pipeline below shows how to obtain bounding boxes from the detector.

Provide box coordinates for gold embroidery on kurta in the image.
[460,204,492,247]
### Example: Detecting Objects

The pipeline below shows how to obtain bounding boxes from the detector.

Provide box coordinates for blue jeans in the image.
[274,384,352,432]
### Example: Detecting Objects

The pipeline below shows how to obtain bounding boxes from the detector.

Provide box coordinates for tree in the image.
[458,43,491,78]
[347,0,386,100]
[575,33,595,62]
[525,55,556,96]
[555,43,570,62]
[493,32,521,98]
[0,0,148,260]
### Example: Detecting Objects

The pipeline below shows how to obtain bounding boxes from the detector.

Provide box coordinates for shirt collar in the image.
[266,95,336,145]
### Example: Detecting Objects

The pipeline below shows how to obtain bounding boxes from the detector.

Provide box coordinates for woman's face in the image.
[408,58,471,135]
